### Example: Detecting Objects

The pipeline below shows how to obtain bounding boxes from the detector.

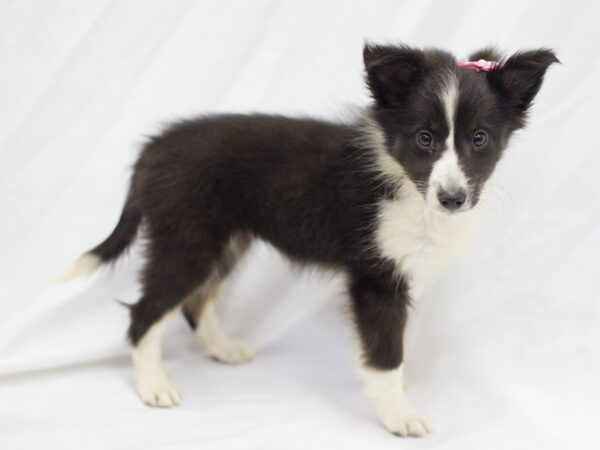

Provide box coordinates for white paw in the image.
[204,338,256,364]
[378,406,431,437]
[136,373,181,407]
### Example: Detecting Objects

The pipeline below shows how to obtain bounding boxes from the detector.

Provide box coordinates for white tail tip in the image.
[55,253,102,283]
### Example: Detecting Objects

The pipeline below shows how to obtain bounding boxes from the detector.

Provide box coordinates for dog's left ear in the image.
[486,49,559,114]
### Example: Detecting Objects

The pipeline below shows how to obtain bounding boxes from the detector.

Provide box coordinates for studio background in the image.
[1,1,598,449]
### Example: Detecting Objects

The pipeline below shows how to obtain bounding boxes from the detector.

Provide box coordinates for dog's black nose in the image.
[437,190,466,211]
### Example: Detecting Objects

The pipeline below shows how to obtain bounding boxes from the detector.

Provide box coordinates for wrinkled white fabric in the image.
[1,1,598,449]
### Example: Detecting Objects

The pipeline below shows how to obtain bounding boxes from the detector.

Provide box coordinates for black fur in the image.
[486,49,559,128]
[81,43,557,372]
[349,260,409,369]
[122,114,393,345]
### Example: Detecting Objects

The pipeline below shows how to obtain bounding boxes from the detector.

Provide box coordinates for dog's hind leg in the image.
[182,234,256,364]
[131,309,180,407]
[129,231,226,407]
[184,283,256,364]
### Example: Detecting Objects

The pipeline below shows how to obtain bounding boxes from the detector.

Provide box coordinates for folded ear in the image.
[487,49,559,113]
[363,43,428,107]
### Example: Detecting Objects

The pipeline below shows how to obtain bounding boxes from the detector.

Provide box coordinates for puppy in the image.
[62,43,557,437]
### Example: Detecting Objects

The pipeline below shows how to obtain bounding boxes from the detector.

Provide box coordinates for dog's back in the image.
[130,113,383,266]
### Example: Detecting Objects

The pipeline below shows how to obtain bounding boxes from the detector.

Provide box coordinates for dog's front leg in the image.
[348,267,430,437]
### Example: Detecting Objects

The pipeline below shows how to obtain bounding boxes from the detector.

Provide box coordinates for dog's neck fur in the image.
[359,111,475,297]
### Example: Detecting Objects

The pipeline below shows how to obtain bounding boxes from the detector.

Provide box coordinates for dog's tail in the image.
[57,193,142,282]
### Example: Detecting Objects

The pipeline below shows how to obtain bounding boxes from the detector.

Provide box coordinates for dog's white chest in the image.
[375,196,473,295]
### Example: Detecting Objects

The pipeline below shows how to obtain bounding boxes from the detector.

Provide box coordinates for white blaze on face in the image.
[427,74,470,211]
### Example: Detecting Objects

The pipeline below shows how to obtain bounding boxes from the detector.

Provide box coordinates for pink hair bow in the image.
[456,59,498,72]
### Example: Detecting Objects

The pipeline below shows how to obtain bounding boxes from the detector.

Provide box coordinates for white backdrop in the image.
[1,1,599,449]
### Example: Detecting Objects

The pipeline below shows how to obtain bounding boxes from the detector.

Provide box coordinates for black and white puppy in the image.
[62,43,557,437]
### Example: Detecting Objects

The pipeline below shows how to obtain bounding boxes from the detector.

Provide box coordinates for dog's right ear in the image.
[363,43,427,108]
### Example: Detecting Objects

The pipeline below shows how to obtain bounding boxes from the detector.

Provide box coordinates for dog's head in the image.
[364,43,558,214]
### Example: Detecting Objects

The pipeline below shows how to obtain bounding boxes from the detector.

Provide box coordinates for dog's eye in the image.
[473,130,488,147]
[417,131,433,148]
